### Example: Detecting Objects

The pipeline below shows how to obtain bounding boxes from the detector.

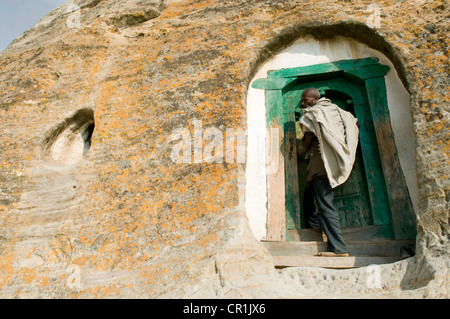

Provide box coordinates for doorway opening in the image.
[295,90,372,233]
[249,57,417,268]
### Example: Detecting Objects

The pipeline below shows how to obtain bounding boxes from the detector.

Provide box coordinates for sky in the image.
[0,0,69,52]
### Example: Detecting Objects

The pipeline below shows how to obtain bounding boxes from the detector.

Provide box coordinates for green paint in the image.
[365,78,416,240]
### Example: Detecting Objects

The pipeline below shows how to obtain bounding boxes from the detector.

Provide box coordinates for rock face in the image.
[0,0,448,298]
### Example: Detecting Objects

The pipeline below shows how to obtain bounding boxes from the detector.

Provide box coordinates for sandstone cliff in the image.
[0,0,448,298]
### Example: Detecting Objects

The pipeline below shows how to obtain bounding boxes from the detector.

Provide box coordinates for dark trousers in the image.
[304,178,348,254]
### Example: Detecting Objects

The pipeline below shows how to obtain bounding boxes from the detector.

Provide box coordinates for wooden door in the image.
[291,88,374,232]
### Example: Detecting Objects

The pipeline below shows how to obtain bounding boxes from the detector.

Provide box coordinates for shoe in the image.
[314,252,349,257]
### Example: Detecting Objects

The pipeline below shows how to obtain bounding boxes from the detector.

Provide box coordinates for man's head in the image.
[301,88,321,108]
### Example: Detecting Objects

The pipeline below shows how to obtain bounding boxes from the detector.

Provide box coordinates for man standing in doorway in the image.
[298,88,359,257]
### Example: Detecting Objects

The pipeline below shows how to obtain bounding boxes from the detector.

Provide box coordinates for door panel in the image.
[328,93,373,227]
[291,86,375,231]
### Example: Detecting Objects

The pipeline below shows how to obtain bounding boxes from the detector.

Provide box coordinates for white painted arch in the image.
[245,36,418,241]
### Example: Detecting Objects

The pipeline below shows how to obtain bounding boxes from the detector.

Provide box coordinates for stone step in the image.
[263,240,415,257]
[262,240,415,269]
[271,255,400,269]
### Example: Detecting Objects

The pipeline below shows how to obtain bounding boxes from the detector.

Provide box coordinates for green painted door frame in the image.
[252,58,416,240]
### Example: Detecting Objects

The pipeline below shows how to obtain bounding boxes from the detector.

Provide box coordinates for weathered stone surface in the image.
[0,0,448,298]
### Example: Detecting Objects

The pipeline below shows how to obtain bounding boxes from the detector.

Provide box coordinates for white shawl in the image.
[299,98,359,188]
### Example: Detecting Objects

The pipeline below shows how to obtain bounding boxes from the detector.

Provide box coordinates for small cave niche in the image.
[41,108,95,166]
